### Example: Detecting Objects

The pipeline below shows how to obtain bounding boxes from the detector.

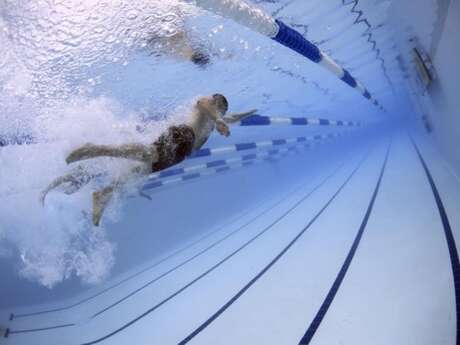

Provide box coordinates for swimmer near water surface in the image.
[146,29,211,66]
[41,94,257,227]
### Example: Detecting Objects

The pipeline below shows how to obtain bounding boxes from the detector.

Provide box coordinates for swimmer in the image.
[146,29,210,66]
[42,94,256,227]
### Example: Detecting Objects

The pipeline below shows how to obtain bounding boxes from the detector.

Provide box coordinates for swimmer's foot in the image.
[66,144,98,164]
[39,190,47,206]
[92,187,114,227]
[139,190,152,201]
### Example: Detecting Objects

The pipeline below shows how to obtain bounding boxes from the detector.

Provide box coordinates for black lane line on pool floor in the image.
[4,162,343,337]
[298,142,390,345]
[177,146,379,344]
[4,151,360,341]
[410,137,460,345]
[10,138,348,322]
[6,202,277,334]
[77,151,369,345]
[9,152,332,323]
[90,159,348,320]
[9,197,272,321]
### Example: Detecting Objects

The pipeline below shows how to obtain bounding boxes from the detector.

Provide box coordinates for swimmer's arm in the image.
[196,100,230,137]
[223,109,258,124]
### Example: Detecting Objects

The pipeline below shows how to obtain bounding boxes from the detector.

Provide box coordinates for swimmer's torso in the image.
[151,105,216,172]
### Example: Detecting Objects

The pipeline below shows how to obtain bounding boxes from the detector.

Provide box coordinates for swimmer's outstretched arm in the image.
[66,143,157,165]
[223,109,258,124]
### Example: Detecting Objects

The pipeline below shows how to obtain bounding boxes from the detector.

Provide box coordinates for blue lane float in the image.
[189,132,345,159]
[273,20,383,110]
[143,150,290,192]
[237,115,362,127]
[146,131,348,184]
[194,0,385,111]
[146,147,297,190]
[142,131,349,192]
[143,146,308,191]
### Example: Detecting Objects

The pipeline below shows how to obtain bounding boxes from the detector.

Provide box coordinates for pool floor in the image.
[1,132,458,345]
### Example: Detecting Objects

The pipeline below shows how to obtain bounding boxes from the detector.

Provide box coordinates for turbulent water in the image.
[0,0,203,288]
[0,0,283,289]
[0,0,397,289]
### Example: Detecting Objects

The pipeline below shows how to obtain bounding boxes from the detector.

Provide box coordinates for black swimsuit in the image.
[152,125,195,172]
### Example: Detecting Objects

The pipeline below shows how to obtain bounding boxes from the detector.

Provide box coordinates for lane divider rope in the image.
[144,148,299,191]
[189,132,345,159]
[145,130,347,185]
[235,115,362,127]
[194,0,385,110]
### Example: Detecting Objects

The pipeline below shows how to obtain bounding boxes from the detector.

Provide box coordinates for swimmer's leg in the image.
[40,166,96,205]
[66,143,157,164]
[92,163,151,227]
[92,185,115,227]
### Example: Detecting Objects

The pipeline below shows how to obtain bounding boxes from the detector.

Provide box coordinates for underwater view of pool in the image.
[1,0,459,344]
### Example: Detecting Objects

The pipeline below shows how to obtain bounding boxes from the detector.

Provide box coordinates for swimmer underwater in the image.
[41,94,256,227]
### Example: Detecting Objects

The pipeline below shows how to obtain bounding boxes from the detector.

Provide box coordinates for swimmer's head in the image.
[190,50,210,66]
[212,94,228,114]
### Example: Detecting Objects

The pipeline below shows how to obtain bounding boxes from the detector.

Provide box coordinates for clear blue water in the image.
[1,1,458,344]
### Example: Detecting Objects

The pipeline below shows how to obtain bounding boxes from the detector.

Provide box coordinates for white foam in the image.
[0,0,197,289]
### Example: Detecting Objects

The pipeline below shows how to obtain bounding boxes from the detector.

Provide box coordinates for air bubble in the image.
[94,26,105,34]
[104,34,116,44]
[162,13,178,23]
[127,10,139,20]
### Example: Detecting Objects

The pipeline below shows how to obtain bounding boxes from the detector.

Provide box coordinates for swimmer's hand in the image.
[223,109,258,124]
[216,120,230,137]
[39,191,47,206]
[238,109,258,117]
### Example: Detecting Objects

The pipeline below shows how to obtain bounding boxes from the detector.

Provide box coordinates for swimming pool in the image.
[1,0,459,344]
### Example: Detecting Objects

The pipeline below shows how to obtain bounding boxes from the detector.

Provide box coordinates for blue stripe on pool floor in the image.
[9,189,298,321]
[298,142,390,344]
[77,152,359,345]
[177,147,375,344]
[6,155,350,342]
[5,323,75,337]
[410,136,460,345]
